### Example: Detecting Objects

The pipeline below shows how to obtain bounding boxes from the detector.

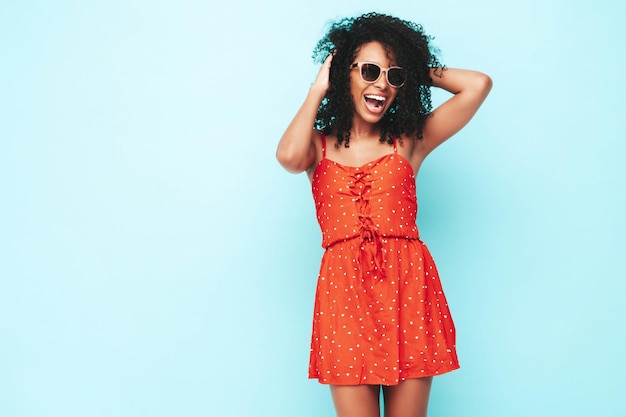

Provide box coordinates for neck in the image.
[350,121,380,141]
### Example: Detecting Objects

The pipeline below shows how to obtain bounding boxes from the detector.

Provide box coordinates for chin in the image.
[355,108,388,125]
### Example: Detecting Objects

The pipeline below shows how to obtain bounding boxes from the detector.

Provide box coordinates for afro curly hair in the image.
[312,12,444,148]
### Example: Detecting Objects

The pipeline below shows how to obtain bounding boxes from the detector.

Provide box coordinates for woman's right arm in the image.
[276,54,333,174]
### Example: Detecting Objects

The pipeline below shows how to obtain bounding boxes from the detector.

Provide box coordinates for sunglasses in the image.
[350,62,406,88]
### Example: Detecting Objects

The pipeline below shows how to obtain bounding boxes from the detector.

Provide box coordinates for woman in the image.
[276,13,492,417]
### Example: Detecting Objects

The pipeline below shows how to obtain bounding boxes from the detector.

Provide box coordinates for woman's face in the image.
[349,41,400,126]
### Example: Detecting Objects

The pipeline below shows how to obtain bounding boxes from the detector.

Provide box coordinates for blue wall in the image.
[1,1,624,416]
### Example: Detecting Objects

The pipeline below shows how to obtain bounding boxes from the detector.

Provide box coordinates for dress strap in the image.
[321,132,327,158]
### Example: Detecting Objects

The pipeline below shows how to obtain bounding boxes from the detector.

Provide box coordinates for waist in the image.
[322,230,420,249]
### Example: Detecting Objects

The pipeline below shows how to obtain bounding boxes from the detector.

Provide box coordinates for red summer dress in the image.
[308,133,460,385]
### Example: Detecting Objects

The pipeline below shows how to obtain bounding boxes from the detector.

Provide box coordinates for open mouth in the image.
[364,94,387,113]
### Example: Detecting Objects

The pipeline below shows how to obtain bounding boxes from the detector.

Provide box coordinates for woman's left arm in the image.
[417,68,492,157]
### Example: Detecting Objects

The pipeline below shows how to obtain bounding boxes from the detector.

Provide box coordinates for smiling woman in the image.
[310,13,443,150]
[348,42,401,126]
[276,12,491,417]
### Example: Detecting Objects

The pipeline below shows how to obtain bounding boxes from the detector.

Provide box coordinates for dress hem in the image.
[308,363,460,386]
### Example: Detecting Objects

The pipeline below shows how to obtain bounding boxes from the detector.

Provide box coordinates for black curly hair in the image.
[312,12,443,148]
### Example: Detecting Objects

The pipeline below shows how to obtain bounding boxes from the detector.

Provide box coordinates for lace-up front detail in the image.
[349,168,385,278]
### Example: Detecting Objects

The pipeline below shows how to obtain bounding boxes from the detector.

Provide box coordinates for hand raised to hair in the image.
[311,52,334,92]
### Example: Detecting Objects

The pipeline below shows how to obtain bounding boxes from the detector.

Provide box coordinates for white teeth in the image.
[365,94,386,102]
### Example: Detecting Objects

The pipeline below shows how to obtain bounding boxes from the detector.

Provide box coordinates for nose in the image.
[374,69,389,89]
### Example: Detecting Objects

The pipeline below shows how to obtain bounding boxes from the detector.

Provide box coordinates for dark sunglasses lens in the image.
[361,63,381,82]
[388,68,406,87]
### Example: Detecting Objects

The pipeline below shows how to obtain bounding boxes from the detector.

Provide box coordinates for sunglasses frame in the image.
[350,62,406,88]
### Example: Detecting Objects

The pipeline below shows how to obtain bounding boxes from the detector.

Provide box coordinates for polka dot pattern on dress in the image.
[308,134,460,386]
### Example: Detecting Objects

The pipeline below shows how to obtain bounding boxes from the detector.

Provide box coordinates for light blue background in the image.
[1,1,624,416]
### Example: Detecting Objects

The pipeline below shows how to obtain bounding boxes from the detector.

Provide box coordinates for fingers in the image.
[322,50,337,69]
[323,51,334,65]
[312,52,334,91]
